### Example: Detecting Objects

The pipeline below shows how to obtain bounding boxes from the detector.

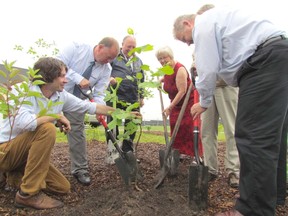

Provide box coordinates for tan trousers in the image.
[0,123,70,195]
[201,86,240,176]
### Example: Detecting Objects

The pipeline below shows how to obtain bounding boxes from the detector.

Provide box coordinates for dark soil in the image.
[0,132,287,216]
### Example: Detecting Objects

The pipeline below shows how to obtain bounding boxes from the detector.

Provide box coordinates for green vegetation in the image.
[56,123,226,144]
[56,125,166,144]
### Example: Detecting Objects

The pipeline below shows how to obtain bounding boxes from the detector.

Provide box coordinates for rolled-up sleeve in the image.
[62,91,96,114]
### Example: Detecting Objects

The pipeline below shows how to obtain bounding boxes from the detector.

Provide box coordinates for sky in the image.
[1,0,287,120]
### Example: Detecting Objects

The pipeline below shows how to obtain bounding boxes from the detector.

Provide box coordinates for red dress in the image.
[163,62,203,157]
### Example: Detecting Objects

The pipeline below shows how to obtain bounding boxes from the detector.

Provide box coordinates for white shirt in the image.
[0,85,97,143]
[193,7,285,108]
[57,42,112,105]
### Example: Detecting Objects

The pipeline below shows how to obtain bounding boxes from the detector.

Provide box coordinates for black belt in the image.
[258,35,287,49]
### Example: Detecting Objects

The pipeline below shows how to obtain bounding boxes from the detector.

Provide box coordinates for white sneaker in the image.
[105,140,120,165]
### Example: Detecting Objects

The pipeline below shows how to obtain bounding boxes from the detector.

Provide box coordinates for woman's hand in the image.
[163,106,172,117]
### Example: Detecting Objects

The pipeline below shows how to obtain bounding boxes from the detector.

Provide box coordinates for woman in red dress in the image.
[155,46,203,159]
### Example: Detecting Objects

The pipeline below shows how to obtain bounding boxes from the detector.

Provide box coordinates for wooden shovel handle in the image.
[164,82,194,160]
[158,87,170,145]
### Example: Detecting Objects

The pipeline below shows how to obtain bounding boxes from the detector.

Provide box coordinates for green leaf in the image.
[132,118,142,125]
[0,70,7,78]
[126,102,139,112]
[108,119,118,129]
[141,44,154,52]
[141,64,150,71]
[22,101,33,106]
[126,75,134,81]
[161,65,174,75]
[27,91,43,98]
[136,72,143,80]
[38,108,48,117]
[20,82,29,92]
[127,28,134,35]
[51,101,64,107]
[47,113,60,119]
[139,81,160,89]
[9,68,20,79]
[32,80,45,86]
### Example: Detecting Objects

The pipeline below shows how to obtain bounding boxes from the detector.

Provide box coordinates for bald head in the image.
[94,37,119,64]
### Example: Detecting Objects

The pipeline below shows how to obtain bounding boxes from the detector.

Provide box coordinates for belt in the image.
[259,35,287,48]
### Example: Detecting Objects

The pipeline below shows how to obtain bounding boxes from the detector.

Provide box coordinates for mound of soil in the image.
[0,139,287,216]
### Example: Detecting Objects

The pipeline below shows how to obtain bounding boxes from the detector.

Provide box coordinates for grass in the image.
[56,124,226,143]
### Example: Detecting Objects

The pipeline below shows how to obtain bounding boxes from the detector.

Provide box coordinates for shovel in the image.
[77,86,139,186]
[188,89,208,210]
[158,87,180,176]
[98,115,140,186]
[155,82,194,189]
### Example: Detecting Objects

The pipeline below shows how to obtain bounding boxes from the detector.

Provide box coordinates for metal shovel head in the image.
[114,151,141,186]
[159,149,180,176]
[154,163,170,189]
[188,163,209,210]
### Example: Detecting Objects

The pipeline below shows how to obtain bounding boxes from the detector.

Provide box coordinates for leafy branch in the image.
[0,40,62,154]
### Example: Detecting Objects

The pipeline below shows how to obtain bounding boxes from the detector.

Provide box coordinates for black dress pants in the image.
[235,39,288,216]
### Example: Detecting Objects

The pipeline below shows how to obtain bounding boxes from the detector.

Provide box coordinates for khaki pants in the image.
[201,86,240,176]
[0,123,70,195]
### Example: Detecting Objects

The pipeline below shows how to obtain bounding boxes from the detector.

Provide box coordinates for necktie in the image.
[73,61,95,98]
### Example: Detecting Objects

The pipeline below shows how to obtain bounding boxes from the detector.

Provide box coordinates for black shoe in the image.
[122,141,134,153]
[208,173,217,182]
[73,173,91,186]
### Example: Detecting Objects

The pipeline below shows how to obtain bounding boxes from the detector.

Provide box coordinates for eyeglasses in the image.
[157,56,170,61]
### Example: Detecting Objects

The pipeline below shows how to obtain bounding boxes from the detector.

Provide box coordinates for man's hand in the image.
[131,111,142,119]
[190,103,207,120]
[56,115,71,134]
[140,98,144,107]
[96,114,103,122]
[79,78,90,89]
[109,77,117,85]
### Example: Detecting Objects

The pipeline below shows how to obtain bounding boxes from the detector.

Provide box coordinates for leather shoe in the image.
[214,209,244,216]
[73,172,91,186]
[228,173,239,188]
[15,191,64,209]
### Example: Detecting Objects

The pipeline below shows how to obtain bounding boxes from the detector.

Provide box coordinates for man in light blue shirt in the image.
[0,57,115,210]
[57,37,119,185]
[173,6,288,216]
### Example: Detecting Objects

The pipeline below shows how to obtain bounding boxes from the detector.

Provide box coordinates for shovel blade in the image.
[159,149,180,176]
[154,164,170,189]
[115,157,131,185]
[188,164,209,211]
[114,151,142,186]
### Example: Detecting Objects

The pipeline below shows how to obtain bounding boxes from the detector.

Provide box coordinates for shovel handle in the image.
[193,90,200,127]
[76,85,95,102]
[97,115,125,159]
[193,89,202,165]
[158,87,170,145]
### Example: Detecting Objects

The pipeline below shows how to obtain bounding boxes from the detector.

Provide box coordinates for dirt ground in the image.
[0,131,287,216]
